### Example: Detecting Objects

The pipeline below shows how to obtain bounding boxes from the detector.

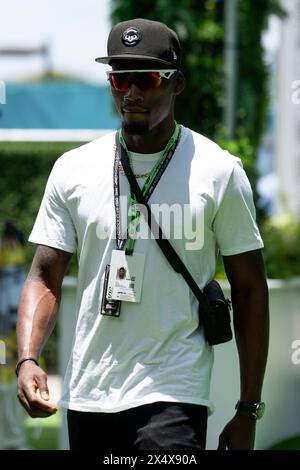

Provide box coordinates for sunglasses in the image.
[106,69,177,92]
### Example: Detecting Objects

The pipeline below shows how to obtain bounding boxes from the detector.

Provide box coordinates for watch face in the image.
[254,402,265,419]
[236,400,266,420]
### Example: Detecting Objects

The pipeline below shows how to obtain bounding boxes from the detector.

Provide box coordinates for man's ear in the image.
[173,71,186,96]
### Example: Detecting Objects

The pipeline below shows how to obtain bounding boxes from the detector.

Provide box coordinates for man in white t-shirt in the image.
[16,19,269,450]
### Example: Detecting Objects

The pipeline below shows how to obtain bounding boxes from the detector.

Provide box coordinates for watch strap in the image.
[235,400,265,419]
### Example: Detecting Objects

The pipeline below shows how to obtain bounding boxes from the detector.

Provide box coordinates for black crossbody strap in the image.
[118,140,207,306]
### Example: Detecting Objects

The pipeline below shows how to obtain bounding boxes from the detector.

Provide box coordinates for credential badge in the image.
[122,27,141,47]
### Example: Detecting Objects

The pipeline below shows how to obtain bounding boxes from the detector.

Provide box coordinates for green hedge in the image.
[0,142,81,266]
[261,214,300,279]
[0,142,82,372]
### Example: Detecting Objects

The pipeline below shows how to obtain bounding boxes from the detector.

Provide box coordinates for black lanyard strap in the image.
[118,138,208,306]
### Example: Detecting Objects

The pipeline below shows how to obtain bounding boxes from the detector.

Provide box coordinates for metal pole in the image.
[224,0,238,139]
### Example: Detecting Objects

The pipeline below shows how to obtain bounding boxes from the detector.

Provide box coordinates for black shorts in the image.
[67,401,208,451]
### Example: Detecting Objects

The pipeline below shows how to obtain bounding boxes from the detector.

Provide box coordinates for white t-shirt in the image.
[29,126,263,414]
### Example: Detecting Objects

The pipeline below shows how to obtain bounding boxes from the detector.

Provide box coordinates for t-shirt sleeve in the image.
[28,158,77,253]
[213,160,264,256]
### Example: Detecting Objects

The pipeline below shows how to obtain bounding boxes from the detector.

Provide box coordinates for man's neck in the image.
[122,119,176,153]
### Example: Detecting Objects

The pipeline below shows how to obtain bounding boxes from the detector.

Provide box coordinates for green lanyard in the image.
[119,122,180,254]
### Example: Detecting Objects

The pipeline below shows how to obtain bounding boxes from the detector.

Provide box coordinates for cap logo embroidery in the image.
[122,27,141,47]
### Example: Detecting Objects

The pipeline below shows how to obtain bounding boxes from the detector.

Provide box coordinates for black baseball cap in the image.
[95,18,181,69]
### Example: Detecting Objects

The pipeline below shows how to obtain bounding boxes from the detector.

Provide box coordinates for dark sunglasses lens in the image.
[110,73,130,92]
[135,72,161,90]
[110,72,161,91]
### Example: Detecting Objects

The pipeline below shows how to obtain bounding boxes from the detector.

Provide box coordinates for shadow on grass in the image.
[268,434,300,450]
[24,410,61,450]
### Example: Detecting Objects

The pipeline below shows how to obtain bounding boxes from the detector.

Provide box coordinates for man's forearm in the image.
[231,280,269,401]
[17,279,61,360]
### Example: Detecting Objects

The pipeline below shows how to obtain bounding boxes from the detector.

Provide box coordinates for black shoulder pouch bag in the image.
[202,280,232,345]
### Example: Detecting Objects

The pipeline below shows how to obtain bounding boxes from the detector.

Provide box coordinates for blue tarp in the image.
[0,81,120,129]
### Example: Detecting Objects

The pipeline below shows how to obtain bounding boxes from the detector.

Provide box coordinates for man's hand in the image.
[217,412,256,450]
[17,361,57,418]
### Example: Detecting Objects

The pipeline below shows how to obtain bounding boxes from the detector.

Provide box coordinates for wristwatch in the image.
[235,400,265,420]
